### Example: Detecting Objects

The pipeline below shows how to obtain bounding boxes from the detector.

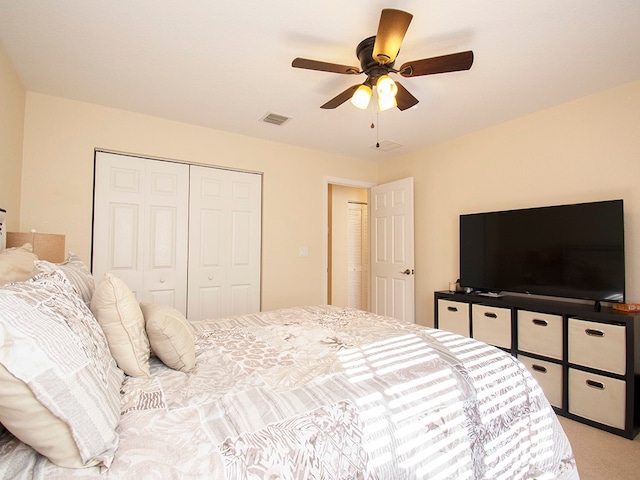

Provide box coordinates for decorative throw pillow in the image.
[0,243,38,285]
[35,252,95,305]
[91,273,150,378]
[0,271,123,468]
[140,303,196,373]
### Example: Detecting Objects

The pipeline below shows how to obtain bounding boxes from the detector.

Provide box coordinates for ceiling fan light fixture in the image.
[351,84,372,109]
[291,8,473,112]
[378,94,397,112]
[376,75,398,100]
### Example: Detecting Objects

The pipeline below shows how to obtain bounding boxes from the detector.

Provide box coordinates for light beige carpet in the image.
[558,416,640,480]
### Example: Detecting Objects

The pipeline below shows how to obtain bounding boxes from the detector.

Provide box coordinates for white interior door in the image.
[92,152,189,312]
[188,165,262,320]
[370,177,415,322]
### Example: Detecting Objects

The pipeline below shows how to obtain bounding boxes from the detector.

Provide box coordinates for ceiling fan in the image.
[292,9,474,112]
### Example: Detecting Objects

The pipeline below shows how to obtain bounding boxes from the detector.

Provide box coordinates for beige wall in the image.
[379,80,640,326]
[7,40,640,322]
[19,93,379,311]
[0,40,25,230]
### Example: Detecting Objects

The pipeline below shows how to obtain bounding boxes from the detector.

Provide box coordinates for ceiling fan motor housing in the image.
[356,36,395,84]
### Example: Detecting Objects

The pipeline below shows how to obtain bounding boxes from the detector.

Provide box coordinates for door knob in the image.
[400,269,414,275]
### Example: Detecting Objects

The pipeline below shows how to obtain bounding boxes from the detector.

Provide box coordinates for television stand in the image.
[434,290,640,439]
[476,291,503,298]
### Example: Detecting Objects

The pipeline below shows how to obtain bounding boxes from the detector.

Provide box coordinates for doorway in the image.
[327,183,369,310]
[324,176,415,322]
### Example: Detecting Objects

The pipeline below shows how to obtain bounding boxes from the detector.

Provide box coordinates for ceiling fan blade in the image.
[394,82,419,111]
[372,9,413,65]
[320,84,360,109]
[399,51,474,77]
[292,58,360,74]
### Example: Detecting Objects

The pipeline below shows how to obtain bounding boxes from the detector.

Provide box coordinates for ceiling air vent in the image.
[260,112,291,126]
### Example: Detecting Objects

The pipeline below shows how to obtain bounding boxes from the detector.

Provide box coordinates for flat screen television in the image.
[459,199,625,304]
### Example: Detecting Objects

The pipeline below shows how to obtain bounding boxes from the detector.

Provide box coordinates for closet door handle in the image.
[532,319,548,327]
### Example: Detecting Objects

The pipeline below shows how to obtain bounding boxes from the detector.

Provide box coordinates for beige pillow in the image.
[0,243,38,285]
[141,303,196,373]
[0,271,123,468]
[91,273,150,378]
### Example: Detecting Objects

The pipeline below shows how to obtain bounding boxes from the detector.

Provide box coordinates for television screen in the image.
[459,199,625,303]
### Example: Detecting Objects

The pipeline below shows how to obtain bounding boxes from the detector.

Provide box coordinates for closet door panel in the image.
[148,206,177,269]
[146,288,177,307]
[195,286,223,321]
[227,178,261,316]
[188,167,230,321]
[200,208,223,267]
[93,154,146,295]
[189,207,225,319]
[142,160,189,312]
[231,285,251,315]
[110,203,139,270]
[188,166,261,320]
[93,152,189,314]
[231,211,251,266]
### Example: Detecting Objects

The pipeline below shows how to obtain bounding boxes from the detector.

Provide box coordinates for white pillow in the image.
[0,271,123,468]
[35,252,95,305]
[91,273,151,378]
[140,303,196,373]
[0,243,38,285]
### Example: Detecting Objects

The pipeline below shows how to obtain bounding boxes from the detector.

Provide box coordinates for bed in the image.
[0,246,578,479]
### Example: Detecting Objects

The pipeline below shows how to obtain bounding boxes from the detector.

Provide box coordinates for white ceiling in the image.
[1,1,639,162]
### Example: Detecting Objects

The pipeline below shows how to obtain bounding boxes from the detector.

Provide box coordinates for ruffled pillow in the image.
[35,252,95,305]
[141,303,196,373]
[91,273,150,378]
[0,271,123,468]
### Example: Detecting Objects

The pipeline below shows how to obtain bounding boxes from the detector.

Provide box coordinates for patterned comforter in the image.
[0,305,578,479]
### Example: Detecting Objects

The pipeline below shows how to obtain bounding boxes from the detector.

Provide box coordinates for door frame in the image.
[323,176,375,306]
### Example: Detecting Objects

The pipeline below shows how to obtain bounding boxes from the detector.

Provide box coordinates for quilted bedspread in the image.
[0,305,578,479]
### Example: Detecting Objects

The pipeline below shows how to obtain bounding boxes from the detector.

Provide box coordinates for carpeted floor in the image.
[558,416,640,480]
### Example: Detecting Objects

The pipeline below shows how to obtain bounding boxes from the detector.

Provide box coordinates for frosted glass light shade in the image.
[351,85,372,109]
[378,95,398,112]
[376,75,398,99]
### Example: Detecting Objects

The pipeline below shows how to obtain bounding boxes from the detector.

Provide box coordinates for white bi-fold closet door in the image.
[92,151,262,321]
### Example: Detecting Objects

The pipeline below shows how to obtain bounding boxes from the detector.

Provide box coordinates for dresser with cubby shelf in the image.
[434,291,640,439]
